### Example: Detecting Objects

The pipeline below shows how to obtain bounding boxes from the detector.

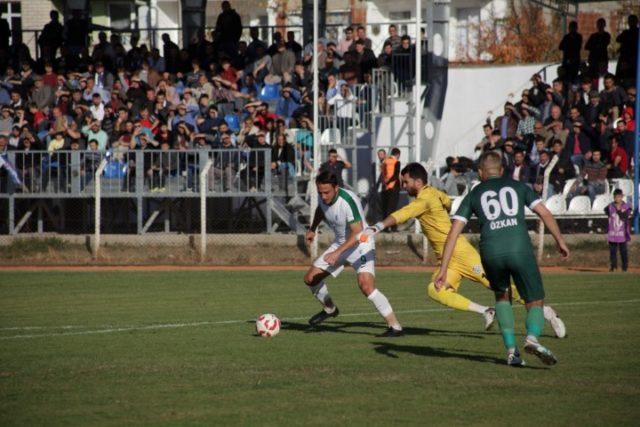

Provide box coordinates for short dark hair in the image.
[613,189,624,197]
[390,147,401,156]
[400,162,428,183]
[316,170,339,186]
[328,148,338,155]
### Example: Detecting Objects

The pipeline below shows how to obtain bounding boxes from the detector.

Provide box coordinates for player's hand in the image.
[359,227,378,243]
[557,241,570,259]
[433,270,447,291]
[305,229,315,245]
[323,251,340,266]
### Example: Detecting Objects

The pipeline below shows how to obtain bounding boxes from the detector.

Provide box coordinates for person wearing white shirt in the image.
[89,93,105,121]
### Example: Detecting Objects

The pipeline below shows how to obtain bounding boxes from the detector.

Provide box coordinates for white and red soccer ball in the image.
[256,313,280,337]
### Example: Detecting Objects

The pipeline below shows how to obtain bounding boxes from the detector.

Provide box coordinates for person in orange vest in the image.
[380,147,401,231]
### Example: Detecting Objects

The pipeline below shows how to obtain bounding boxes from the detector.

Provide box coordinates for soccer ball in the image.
[256,313,281,337]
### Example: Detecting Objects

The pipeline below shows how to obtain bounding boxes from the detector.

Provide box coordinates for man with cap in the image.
[584,90,604,127]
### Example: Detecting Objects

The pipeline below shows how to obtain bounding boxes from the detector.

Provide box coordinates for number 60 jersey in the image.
[452,177,543,258]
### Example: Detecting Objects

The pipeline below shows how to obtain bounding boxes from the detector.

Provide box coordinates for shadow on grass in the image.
[278,321,487,339]
[371,341,550,370]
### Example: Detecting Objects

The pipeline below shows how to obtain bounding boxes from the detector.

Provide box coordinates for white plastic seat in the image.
[320,128,341,146]
[567,195,591,214]
[562,178,576,197]
[544,194,566,214]
[611,179,634,197]
[592,194,613,213]
[450,196,464,215]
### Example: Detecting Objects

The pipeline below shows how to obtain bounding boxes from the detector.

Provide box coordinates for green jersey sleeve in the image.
[451,193,473,224]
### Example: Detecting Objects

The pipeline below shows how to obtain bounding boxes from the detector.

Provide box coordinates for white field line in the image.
[1,298,639,341]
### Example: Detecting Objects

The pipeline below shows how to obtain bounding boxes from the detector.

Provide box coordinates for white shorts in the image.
[313,239,376,277]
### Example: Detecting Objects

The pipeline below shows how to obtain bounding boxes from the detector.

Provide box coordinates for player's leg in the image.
[356,272,403,336]
[348,242,403,336]
[507,282,566,338]
[430,262,495,330]
[609,242,618,271]
[510,258,557,366]
[620,242,628,272]
[305,245,344,326]
[483,257,524,366]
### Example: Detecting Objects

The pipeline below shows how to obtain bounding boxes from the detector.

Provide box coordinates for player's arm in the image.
[433,219,466,290]
[323,221,363,266]
[366,198,427,235]
[525,184,569,259]
[533,203,570,259]
[305,207,325,245]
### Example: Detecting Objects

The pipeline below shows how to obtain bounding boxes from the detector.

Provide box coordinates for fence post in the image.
[94,158,108,260]
[265,149,273,233]
[537,155,559,262]
[136,151,144,234]
[199,159,213,262]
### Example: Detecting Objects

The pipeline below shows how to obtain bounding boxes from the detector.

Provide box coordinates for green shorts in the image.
[481,252,545,303]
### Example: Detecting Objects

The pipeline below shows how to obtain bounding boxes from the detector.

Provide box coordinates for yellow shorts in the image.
[431,246,490,290]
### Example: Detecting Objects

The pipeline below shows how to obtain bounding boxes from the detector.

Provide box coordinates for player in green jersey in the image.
[435,152,570,366]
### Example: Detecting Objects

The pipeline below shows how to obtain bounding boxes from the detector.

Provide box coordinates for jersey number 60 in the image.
[480,187,518,220]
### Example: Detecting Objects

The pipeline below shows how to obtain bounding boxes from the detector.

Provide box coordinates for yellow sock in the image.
[428,282,472,312]
[510,284,526,305]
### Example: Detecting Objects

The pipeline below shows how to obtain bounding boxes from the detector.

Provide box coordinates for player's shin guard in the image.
[427,283,483,313]
[309,282,334,312]
[525,306,545,339]
[495,301,517,349]
[367,289,393,318]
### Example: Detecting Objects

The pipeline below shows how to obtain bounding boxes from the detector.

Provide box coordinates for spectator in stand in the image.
[607,135,628,178]
[286,31,303,61]
[352,26,373,51]
[585,18,611,84]
[271,41,296,83]
[599,73,627,119]
[614,118,634,160]
[319,148,351,187]
[606,189,631,272]
[350,40,375,83]
[568,149,607,202]
[337,27,355,56]
[501,139,516,171]
[38,11,64,63]
[507,150,530,183]
[246,27,267,64]
[530,150,556,196]
[327,83,356,132]
[378,42,393,69]
[615,14,639,84]
[213,1,243,58]
[65,9,90,58]
[384,25,402,51]
[276,86,300,119]
[528,73,550,107]
[494,102,520,140]
[515,103,540,147]
[271,132,295,182]
[31,76,55,109]
[559,21,582,84]
[564,121,592,170]
[81,119,108,152]
[380,147,401,230]
[584,90,604,128]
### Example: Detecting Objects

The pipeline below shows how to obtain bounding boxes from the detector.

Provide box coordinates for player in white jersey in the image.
[304,171,404,336]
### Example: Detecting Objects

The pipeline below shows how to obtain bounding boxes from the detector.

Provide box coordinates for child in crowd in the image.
[605,189,631,272]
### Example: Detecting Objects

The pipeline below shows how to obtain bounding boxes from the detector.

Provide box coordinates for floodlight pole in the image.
[415,0,422,164]
[310,0,320,257]
[634,28,640,234]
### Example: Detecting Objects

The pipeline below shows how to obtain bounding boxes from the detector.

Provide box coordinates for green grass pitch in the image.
[1,270,639,425]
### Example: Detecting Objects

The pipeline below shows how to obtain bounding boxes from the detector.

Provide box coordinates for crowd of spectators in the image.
[462,15,639,203]
[0,2,419,193]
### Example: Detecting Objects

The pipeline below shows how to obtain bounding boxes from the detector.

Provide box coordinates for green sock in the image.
[495,301,516,349]
[525,306,545,339]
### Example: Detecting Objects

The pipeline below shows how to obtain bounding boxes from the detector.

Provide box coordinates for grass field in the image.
[1,269,639,426]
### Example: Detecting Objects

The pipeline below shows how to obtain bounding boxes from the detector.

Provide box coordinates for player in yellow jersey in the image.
[362,163,566,337]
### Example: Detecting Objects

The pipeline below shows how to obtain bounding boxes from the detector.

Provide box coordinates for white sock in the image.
[468,302,489,314]
[309,282,335,313]
[543,305,556,321]
[367,289,394,319]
